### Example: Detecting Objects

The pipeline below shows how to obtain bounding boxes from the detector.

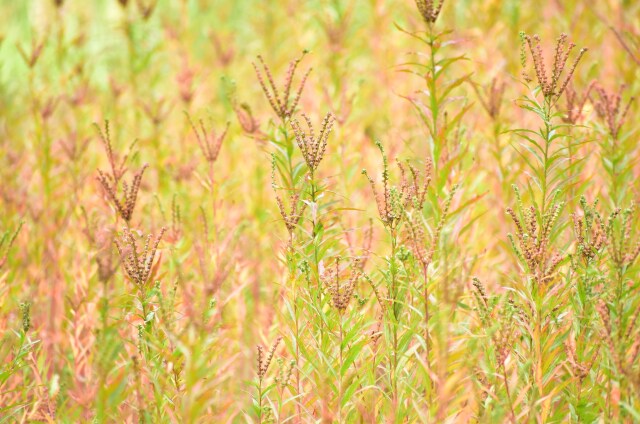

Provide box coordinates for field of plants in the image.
[1,0,639,422]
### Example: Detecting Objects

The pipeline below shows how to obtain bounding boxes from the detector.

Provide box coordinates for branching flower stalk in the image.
[362,141,427,413]
[590,84,636,207]
[507,32,587,417]
[471,280,518,422]
[97,164,148,223]
[291,111,335,206]
[289,111,338,415]
[95,121,146,224]
[560,81,594,205]
[114,226,166,330]
[187,113,230,190]
[405,179,457,389]
[600,205,640,414]
[291,112,335,264]
[399,4,475,418]
[253,52,311,124]
[322,257,361,422]
[472,78,511,195]
[517,32,587,214]
[568,197,609,393]
[256,53,315,420]
[186,113,230,235]
[255,336,282,423]
[403,0,471,188]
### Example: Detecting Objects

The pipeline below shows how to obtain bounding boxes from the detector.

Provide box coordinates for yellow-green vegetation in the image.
[1,0,639,422]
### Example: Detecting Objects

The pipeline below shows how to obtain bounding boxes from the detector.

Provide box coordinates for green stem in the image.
[338,312,344,424]
[390,228,399,413]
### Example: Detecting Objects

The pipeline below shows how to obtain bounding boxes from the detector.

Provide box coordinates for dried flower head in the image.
[271,155,307,242]
[591,83,635,139]
[170,194,182,241]
[321,257,362,312]
[362,142,432,230]
[473,77,507,120]
[562,81,595,124]
[493,299,517,366]
[572,197,608,264]
[114,226,166,288]
[606,205,640,269]
[210,32,235,67]
[253,52,311,121]
[471,277,491,325]
[95,120,128,185]
[257,336,282,379]
[233,102,261,135]
[97,164,148,222]
[399,158,433,211]
[187,114,230,163]
[565,334,599,381]
[415,0,445,24]
[405,182,456,271]
[506,189,565,285]
[276,359,296,389]
[520,32,587,104]
[291,112,335,174]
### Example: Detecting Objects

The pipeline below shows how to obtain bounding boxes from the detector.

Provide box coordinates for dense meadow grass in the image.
[0,0,639,422]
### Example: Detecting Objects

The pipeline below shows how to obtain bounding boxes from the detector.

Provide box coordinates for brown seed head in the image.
[257,336,282,379]
[187,114,230,163]
[253,53,311,121]
[291,112,335,174]
[591,83,635,139]
[520,32,587,104]
[114,226,166,288]
[415,0,445,24]
[97,164,148,222]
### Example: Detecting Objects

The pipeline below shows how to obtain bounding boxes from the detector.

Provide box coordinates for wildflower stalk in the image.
[591,84,635,207]
[507,32,587,417]
[256,53,316,419]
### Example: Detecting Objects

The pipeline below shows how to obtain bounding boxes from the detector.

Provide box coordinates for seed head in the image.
[520,32,587,104]
[114,227,166,288]
[291,112,335,174]
[415,0,445,24]
[257,336,282,379]
[506,196,566,285]
[187,114,230,163]
[363,142,430,230]
[591,83,635,139]
[562,81,595,124]
[253,52,311,121]
[97,164,148,222]
[321,257,362,312]
[473,78,507,120]
[271,155,307,243]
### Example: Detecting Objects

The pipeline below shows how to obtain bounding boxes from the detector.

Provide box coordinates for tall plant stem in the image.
[422,264,432,404]
[501,362,516,423]
[389,228,399,413]
[338,312,344,424]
